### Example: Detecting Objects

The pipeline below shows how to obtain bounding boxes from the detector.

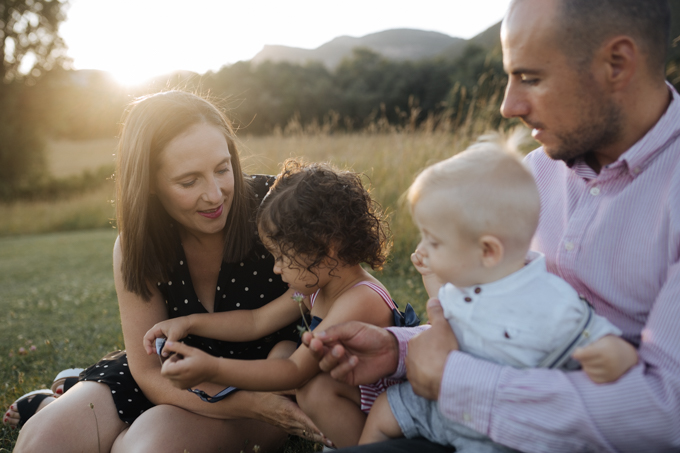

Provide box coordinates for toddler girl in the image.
[144,159,409,448]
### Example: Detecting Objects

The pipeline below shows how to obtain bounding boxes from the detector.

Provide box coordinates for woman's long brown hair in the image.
[115,91,255,300]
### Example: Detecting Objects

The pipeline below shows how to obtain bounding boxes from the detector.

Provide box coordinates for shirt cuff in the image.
[438,351,502,436]
[385,325,430,379]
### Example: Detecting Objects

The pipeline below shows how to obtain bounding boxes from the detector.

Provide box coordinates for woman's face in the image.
[153,123,235,238]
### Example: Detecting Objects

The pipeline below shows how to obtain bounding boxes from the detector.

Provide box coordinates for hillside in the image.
[251,27,482,68]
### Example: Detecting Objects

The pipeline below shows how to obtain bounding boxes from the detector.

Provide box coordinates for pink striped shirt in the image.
[388,83,680,452]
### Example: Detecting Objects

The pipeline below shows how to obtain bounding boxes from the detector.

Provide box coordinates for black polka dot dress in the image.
[79,175,299,424]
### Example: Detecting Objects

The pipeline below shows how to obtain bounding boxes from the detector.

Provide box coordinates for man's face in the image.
[500,0,622,162]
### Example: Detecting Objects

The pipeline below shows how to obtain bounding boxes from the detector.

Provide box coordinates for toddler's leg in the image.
[297,373,366,448]
[359,392,404,445]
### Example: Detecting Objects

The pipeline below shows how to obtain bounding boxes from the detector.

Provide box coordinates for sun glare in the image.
[60,0,511,85]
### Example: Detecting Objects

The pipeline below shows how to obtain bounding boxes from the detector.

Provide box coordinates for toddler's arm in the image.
[572,335,638,383]
[143,289,304,355]
[160,280,396,392]
[411,250,443,298]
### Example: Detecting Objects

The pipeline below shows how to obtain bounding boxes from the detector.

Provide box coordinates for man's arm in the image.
[430,260,680,453]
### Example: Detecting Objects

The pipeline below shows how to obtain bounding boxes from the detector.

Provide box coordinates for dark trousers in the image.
[337,438,455,452]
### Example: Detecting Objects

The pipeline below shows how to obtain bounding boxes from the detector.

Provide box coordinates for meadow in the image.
[0,112,518,451]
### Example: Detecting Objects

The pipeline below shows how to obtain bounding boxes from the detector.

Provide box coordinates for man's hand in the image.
[301,321,399,386]
[407,298,459,401]
[572,335,638,384]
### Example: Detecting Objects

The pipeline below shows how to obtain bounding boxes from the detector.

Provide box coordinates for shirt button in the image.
[633,167,641,174]
[564,242,575,251]
[463,413,472,422]
[474,287,482,294]
[590,187,600,196]
[464,297,473,303]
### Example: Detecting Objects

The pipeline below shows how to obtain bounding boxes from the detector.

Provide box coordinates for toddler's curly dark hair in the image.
[257,159,391,284]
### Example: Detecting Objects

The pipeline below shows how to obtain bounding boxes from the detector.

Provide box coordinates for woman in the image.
[8,91,322,452]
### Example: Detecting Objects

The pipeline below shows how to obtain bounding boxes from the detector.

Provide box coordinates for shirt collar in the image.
[615,82,679,178]
[455,251,546,297]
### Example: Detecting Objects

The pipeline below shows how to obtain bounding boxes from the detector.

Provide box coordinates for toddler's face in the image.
[412,190,482,288]
[260,233,320,295]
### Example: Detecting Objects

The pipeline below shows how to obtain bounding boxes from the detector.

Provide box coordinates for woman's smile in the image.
[198,204,224,219]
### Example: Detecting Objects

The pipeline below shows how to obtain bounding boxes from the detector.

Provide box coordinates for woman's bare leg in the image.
[297,372,366,448]
[13,381,128,453]
[111,404,287,453]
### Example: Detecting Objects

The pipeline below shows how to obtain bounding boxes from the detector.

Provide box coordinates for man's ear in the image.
[479,235,504,268]
[597,35,638,91]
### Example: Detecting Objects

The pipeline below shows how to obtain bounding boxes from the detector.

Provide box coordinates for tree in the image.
[0,0,70,83]
[0,0,70,198]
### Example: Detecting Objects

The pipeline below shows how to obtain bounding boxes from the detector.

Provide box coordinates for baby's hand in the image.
[411,249,432,276]
[411,250,442,298]
[160,340,218,389]
[143,317,192,356]
[572,335,638,384]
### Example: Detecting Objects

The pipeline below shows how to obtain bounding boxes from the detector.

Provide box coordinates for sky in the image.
[60,0,512,85]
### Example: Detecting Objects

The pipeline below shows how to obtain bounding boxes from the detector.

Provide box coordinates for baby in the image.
[359,133,639,451]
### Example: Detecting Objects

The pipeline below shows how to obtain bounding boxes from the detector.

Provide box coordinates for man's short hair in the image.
[556,0,670,74]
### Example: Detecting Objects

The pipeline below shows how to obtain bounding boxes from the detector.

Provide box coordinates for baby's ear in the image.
[479,235,504,268]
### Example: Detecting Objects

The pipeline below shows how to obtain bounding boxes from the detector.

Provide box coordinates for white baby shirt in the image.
[438,251,622,368]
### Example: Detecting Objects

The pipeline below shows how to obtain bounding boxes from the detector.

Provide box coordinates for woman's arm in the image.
[142,289,303,355]
[160,281,396,391]
[114,236,321,441]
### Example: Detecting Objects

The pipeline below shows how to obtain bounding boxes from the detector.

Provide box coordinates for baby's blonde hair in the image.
[408,130,540,259]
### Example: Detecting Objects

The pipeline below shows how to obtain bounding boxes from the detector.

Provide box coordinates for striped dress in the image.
[309,281,402,412]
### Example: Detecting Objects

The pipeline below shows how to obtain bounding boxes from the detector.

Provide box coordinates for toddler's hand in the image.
[143,317,192,356]
[572,335,638,384]
[160,340,218,389]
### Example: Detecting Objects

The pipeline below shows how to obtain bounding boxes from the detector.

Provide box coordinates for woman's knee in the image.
[114,405,285,453]
[14,382,126,453]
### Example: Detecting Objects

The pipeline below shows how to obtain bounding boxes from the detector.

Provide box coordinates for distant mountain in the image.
[250,28,491,68]
[435,22,501,61]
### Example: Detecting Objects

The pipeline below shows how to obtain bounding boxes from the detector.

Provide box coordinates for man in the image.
[303,0,680,451]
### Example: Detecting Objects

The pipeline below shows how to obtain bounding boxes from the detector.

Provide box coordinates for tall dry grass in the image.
[0,183,115,236]
[1,82,517,245]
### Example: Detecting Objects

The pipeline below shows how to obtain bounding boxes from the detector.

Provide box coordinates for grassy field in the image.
[0,229,121,451]
[46,138,118,178]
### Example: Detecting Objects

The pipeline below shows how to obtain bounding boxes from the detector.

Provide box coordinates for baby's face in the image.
[412,190,483,288]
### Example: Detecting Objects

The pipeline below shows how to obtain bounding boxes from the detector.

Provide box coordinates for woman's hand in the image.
[143,317,192,356]
[160,341,219,389]
[248,391,333,447]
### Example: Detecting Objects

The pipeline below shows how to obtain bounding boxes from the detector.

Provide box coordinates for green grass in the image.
[0,229,121,451]
[0,228,425,452]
